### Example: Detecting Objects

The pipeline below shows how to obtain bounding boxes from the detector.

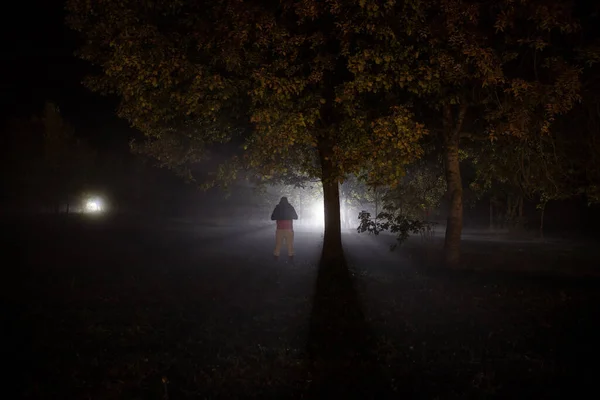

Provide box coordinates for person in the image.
[271,196,298,259]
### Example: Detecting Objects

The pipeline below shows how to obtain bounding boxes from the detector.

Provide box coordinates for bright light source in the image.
[310,199,325,229]
[85,197,103,213]
[86,201,99,212]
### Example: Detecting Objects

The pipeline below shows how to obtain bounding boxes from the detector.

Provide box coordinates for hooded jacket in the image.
[271,197,298,230]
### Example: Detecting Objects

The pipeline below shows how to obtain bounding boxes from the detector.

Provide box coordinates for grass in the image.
[402,231,600,277]
[4,219,600,399]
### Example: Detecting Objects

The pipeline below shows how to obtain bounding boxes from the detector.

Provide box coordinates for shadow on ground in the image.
[306,249,392,398]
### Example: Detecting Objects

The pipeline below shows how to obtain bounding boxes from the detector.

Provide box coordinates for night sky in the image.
[0,0,134,152]
[0,0,195,201]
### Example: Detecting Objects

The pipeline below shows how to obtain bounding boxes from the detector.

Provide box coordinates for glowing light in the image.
[85,198,103,213]
[310,199,325,228]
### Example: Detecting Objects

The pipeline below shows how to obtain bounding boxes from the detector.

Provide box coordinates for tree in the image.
[470,126,586,236]
[2,103,96,213]
[356,151,444,248]
[40,102,97,213]
[343,0,584,266]
[340,175,377,229]
[2,116,44,209]
[382,158,446,221]
[572,19,600,205]
[67,0,428,260]
[468,36,600,234]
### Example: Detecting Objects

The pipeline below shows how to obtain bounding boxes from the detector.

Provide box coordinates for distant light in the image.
[86,201,99,212]
[85,198,103,213]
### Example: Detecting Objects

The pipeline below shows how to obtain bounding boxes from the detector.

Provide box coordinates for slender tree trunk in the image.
[374,185,378,230]
[344,198,351,229]
[540,205,545,239]
[442,103,467,268]
[517,196,524,230]
[444,139,463,267]
[506,196,513,227]
[339,185,346,230]
[489,197,494,230]
[319,144,343,261]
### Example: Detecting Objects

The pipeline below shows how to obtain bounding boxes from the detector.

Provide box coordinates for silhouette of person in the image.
[271,196,298,259]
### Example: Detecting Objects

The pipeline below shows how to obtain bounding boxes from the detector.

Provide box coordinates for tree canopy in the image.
[339,0,586,265]
[67,0,430,258]
[67,0,597,264]
[66,0,431,181]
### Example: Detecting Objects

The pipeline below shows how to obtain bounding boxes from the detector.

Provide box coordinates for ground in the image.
[4,216,600,399]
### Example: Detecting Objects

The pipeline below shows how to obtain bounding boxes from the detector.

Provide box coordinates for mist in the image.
[3,0,600,397]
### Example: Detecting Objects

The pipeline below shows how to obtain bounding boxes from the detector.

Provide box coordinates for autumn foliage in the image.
[67,0,594,264]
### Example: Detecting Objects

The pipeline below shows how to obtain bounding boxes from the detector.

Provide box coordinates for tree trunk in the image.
[489,197,494,230]
[319,145,343,261]
[540,205,545,239]
[344,198,351,229]
[374,185,378,230]
[444,140,463,268]
[517,195,524,230]
[506,196,513,227]
[339,185,346,230]
[511,198,518,227]
[339,184,346,229]
[442,103,466,268]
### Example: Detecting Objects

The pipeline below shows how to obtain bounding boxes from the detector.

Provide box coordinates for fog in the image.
[171,182,365,233]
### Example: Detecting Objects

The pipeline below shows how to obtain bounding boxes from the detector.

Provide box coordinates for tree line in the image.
[1,102,96,214]
[0,102,178,216]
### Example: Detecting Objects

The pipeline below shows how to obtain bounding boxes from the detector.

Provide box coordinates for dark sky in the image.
[0,0,195,199]
[0,0,134,152]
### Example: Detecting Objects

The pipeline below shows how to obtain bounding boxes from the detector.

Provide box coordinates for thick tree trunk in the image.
[442,103,466,268]
[319,146,343,261]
